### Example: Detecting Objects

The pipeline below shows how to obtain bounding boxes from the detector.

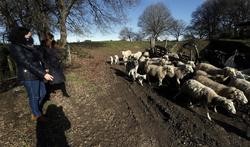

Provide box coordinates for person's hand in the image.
[44,73,54,81]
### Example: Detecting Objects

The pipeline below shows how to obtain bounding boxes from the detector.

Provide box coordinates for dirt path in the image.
[0,49,250,146]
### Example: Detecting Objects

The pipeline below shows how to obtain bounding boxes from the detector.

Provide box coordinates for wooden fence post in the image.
[65,44,71,65]
[7,56,15,77]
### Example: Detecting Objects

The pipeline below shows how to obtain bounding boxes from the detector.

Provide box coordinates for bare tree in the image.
[134,31,145,41]
[55,0,139,47]
[190,0,250,39]
[0,0,139,47]
[0,0,55,39]
[169,19,186,41]
[0,0,21,29]
[119,27,135,41]
[138,2,173,42]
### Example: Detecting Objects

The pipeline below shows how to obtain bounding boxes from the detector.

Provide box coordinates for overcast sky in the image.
[53,0,205,42]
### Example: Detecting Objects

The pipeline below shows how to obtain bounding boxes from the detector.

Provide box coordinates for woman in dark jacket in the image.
[8,27,54,121]
[40,32,70,97]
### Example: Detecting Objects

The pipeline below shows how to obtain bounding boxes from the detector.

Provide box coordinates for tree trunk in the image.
[150,37,155,48]
[59,16,67,48]
[194,45,200,64]
[56,0,76,67]
[56,0,70,48]
[58,17,71,66]
[65,44,72,65]
[164,40,168,48]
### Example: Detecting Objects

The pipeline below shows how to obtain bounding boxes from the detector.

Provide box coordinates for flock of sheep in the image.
[109,49,250,121]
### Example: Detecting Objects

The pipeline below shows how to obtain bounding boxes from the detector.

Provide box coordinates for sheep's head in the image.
[223,99,236,114]
[187,61,196,69]
[170,53,179,59]
[235,89,248,104]
[163,65,175,78]
[123,56,128,62]
[143,51,149,57]
[228,88,248,104]
[114,55,119,58]
[133,60,139,66]
[160,59,166,66]
[224,67,237,78]
[185,64,194,74]
[235,71,245,79]
[162,55,169,60]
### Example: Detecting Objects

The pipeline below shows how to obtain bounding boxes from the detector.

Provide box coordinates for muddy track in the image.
[109,66,171,147]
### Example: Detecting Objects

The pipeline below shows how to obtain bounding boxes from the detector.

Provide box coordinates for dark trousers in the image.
[22,80,46,117]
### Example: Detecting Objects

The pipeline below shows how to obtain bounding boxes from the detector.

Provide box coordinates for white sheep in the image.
[160,58,172,66]
[114,55,119,64]
[223,67,237,78]
[228,78,250,102]
[168,52,179,60]
[174,64,194,85]
[145,64,175,86]
[162,54,169,61]
[150,57,162,62]
[142,58,162,67]
[122,50,132,64]
[234,70,250,80]
[146,58,171,66]
[196,63,223,75]
[163,65,176,78]
[177,79,236,121]
[131,51,142,60]
[195,70,229,83]
[139,55,149,62]
[187,61,196,69]
[143,51,150,57]
[110,56,114,64]
[194,75,248,104]
[196,63,239,78]
[195,70,208,76]
[175,61,185,67]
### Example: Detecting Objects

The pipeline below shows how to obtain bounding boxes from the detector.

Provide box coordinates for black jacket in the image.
[40,47,65,84]
[8,43,46,81]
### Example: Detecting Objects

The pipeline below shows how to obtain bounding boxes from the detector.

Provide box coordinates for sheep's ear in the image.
[223,76,229,81]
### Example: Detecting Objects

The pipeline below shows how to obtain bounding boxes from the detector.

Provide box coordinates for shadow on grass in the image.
[36,104,71,147]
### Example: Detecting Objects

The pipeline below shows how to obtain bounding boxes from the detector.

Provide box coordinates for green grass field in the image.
[70,40,179,57]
